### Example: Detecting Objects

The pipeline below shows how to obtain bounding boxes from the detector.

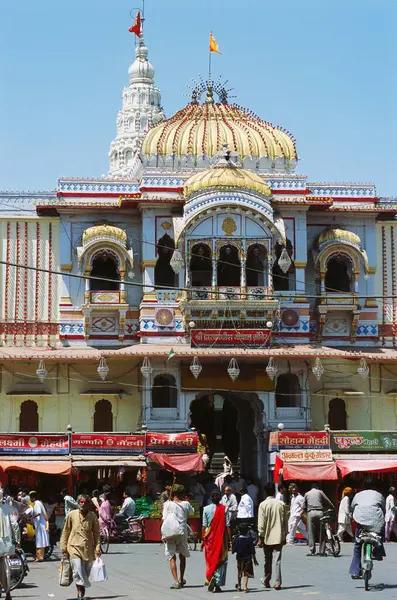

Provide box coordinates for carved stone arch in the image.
[84,245,123,276]
[317,245,360,278]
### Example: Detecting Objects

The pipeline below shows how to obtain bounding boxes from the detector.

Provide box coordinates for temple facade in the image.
[1,33,397,480]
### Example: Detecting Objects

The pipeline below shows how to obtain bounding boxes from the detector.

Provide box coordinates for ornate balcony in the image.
[188,286,273,301]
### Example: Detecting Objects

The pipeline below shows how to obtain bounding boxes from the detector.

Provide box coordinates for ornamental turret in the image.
[108,38,165,179]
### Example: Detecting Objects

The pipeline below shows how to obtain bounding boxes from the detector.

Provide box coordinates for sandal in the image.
[170,583,182,589]
[235,584,242,592]
[180,579,186,587]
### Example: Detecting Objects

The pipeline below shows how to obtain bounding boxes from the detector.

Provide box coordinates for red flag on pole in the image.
[129,11,141,37]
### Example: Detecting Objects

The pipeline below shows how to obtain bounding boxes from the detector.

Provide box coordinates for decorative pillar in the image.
[240,258,246,290]
[211,256,217,299]
[84,274,90,304]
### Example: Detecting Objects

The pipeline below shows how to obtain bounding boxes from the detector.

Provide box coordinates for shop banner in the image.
[0,434,69,455]
[71,434,145,454]
[280,449,333,463]
[269,431,330,452]
[331,431,397,452]
[146,432,198,453]
[191,329,270,348]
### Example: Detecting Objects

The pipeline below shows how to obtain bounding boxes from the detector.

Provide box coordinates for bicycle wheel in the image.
[364,569,370,591]
[5,555,25,591]
[330,535,341,557]
[100,528,110,554]
[128,521,143,543]
[187,528,197,552]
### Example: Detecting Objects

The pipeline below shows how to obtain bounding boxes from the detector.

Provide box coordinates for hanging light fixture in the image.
[97,357,109,381]
[312,357,324,381]
[140,356,153,379]
[277,247,292,274]
[170,249,184,274]
[357,357,369,379]
[227,358,240,381]
[266,357,278,381]
[190,356,202,379]
[36,360,48,383]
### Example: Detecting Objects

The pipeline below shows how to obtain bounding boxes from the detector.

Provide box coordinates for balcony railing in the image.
[320,292,358,306]
[90,291,121,304]
[188,286,272,301]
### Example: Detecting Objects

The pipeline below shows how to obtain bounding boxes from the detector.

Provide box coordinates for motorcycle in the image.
[19,515,59,560]
[114,515,145,544]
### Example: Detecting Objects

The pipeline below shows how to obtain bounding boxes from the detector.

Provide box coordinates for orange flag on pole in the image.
[129,11,141,37]
[209,32,221,54]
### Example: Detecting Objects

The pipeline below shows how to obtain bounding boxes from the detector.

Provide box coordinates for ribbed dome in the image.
[184,159,271,198]
[142,101,297,162]
[82,224,127,247]
[128,41,155,85]
[318,228,361,249]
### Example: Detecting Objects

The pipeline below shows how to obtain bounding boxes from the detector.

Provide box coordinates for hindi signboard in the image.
[331,431,397,452]
[71,434,145,454]
[269,431,330,452]
[191,329,270,348]
[0,434,69,455]
[280,449,333,463]
[146,432,198,453]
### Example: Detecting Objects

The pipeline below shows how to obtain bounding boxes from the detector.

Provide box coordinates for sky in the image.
[1,0,396,195]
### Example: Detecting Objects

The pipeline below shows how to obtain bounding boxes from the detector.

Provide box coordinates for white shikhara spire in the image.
[108,37,165,179]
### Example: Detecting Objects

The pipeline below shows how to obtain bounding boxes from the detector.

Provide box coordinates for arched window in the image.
[125,150,133,166]
[190,243,212,286]
[325,255,352,293]
[155,234,177,288]
[19,400,39,432]
[328,398,347,430]
[152,374,177,408]
[275,373,301,408]
[273,240,295,291]
[93,399,113,432]
[217,245,240,287]
[90,251,120,291]
[246,244,267,286]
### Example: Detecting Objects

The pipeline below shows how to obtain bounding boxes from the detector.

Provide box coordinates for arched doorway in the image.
[246,244,267,286]
[189,392,262,478]
[328,398,347,429]
[155,234,176,288]
[217,245,240,287]
[325,255,352,292]
[94,399,113,431]
[90,251,120,291]
[190,243,212,287]
[19,400,39,432]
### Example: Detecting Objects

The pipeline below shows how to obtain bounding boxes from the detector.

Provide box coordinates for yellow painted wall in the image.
[0,360,140,433]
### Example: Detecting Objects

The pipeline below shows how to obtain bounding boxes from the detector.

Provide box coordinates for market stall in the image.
[143,433,203,542]
[70,433,147,496]
[0,433,73,495]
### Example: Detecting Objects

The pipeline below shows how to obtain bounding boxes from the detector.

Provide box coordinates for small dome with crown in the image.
[184,146,271,198]
[128,40,155,85]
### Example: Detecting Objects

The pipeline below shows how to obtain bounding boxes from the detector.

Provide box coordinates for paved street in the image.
[9,543,397,600]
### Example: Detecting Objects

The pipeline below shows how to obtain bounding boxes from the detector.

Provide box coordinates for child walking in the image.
[232,523,258,593]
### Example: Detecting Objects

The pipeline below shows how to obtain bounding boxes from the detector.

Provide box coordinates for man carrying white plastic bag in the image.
[89,557,108,583]
[162,485,194,589]
[60,494,102,600]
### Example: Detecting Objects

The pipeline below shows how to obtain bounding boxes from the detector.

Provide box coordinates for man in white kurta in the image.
[30,491,49,562]
[287,484,308,544]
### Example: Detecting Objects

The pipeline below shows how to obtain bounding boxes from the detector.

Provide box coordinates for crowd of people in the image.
[0,471,396,597]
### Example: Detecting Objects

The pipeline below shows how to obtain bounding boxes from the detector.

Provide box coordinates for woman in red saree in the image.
[202,489,231,592]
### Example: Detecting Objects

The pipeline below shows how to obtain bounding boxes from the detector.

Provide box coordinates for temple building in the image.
[1,31,397,481]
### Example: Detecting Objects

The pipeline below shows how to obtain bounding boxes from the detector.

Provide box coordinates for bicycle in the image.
[320,510,341,557]
[187,524,197,551]
[357,531,383,591]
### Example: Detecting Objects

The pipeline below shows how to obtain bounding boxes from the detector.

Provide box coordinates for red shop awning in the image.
[0,459,72,476]
[147,452,203,473]
[283,461,338,481]
[336,458,397,478]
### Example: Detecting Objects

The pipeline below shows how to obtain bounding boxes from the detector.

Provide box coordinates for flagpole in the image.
[208,47,212,84]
